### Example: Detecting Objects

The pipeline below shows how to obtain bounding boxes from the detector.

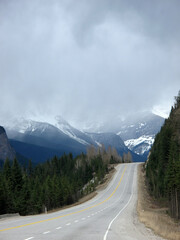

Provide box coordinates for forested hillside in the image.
[0,145,130,216]
[146,91,180,219]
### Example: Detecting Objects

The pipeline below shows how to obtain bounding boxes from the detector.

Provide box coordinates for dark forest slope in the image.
[146,91,180,219]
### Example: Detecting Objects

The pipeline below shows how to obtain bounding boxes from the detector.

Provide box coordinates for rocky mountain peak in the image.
[0,126,16,161]
[0,126,5,134]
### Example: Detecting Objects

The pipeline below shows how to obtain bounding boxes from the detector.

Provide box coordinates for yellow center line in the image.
[0,166,127,232]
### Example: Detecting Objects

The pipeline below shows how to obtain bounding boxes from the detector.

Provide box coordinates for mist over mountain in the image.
[83,112,164,157]
[2,112,163,163]
[3,117,141,163]
[86,132,144,162]
[55,116,95,146]
[117,113,165,157]
[116,113,165,140]
[5,119,87,159]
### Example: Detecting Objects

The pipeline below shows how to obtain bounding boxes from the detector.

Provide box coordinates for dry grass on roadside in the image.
[137,164,180,240]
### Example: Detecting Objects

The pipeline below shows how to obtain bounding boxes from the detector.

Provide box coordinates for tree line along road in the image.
[0,163,165,240]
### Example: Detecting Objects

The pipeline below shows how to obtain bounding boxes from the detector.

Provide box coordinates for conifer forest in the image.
[0,146,130,216]
[146,91,180,219]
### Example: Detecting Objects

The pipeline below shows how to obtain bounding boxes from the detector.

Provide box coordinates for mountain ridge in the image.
[0,126,16,162]
[4,118,143,163]
[3,112,164,163]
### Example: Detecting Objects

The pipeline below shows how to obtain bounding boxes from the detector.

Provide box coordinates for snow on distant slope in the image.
[55,116,95,146]
[116,113,164,156]
[5,118,52,135]
[4,113,164,159]
[6,117,94,147]
[124,135,154,155]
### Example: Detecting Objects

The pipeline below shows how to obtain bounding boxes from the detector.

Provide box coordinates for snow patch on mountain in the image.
[55,116,90,145]
[124,135,154,155]
[95,141,102,147]
[6,118,54,135]
[5,116,95,147]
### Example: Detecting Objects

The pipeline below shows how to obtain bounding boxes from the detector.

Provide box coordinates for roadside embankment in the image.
[0,213,20,220]
[48,165,116,213]
[137,164,180,240]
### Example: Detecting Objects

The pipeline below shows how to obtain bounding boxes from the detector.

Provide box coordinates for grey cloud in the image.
[0,0,179,127]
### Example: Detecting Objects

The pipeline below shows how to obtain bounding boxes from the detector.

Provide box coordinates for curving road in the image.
[0,163,163,240]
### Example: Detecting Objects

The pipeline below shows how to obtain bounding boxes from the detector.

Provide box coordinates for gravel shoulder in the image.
[137,163,180,240]
[112,163,165,240]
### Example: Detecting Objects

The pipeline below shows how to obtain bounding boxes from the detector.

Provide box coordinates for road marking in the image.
[43,231,50,234]
[66,223,71,226]
[88,216,90,218]
[24,237,34,240]
[56,226,62,229]
[103,168,134,240]
[0,166,127,232]
[74,220,79,223]
[81,218,85,220]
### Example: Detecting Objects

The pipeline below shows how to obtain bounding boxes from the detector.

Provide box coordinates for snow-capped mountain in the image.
[3,113,160,163]
[86,132,144,162]
[4,118,89,162]
[116,113,164,157]
[124,135,154,155]
[116,113,164,140]
[6,118,59,138]
[4,117,143,163]
[6,117,95,147]
[83,112,165,158]
[55,116,95,146]
[87,132,127,153]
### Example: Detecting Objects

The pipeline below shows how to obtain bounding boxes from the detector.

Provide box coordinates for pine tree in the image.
[11,158,23,213]
[0,172,6,214]
[146,91,180,219]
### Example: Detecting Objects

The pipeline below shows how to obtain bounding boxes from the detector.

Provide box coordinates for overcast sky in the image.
[0,0,180,128]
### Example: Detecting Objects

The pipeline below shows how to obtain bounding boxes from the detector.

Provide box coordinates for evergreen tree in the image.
[11,158,23,212]
[146,91,180,219]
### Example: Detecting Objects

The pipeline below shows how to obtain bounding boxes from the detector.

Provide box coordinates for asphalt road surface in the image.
[0,163,164,240]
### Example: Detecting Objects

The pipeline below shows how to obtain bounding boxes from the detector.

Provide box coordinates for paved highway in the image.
[0,163,157,240]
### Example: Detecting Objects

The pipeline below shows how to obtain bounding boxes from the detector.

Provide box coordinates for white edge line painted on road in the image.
[103,165,135,240]
[56,226,62,229]
[24,237,34,240]
[43,231,50,234]
[103,193,133,240]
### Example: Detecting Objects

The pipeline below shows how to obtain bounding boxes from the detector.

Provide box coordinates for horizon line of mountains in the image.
[0,112,165,165]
